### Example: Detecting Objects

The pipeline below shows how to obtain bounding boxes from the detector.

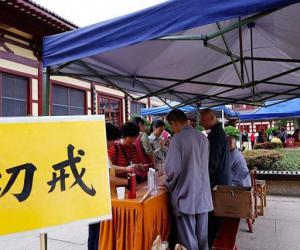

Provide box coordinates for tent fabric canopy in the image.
[239,98,300,121]
[43,0,300,108]
[140,102,239,117]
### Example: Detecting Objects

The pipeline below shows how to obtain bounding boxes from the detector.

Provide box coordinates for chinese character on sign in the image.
[0,163,37,202]
[47,144,96,196]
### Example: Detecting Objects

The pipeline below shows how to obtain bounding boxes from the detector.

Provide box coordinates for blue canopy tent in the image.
[239,98,300,121]
[141,102,239,117]
[42,0,300,115]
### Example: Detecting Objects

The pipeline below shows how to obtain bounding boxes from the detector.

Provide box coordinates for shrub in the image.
[253,142,283,150]
[224,125,240,140]
[274,149,300,171]
[243,149,283,170]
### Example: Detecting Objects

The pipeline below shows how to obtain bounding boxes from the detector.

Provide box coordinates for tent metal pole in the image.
[91,82,97,115]
[78,60,136,100]
[263,91,299,97]
[258,86,300,103]
[204,42,240,59]
[196,102,201,130]
[249,23,255,83]
[239,17,245,83]
[158,10,275,42]
[136,74,239,88]
[53,72,240,89]
[264,96,300,107]
[205,10,275,41]
[135,60,237,101]
[172,92,190,105]
[263,81,299,87]
[42,67,50,116]
[125,94,129,121]
[158,34,206,41]
[175,91,240,102]
[216,22,244,85]
[244,66,300,88]
[50,60,77,74]
[128,77,174,108]
[244,57,300,63]
[171,97,201,110]
[222,109,225,128]
[238,118,242,150]
[248,22,256,99]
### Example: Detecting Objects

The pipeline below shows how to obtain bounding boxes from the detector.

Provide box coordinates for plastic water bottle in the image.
[147,168,153,191]
[151,168,158,195]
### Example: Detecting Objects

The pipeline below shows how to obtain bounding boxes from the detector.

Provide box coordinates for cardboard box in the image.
[212,185,254,219]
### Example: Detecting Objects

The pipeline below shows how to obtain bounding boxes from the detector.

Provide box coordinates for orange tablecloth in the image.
[99,185,170,250]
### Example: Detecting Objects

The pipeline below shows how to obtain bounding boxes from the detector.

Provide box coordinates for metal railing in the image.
[257,170,300,181]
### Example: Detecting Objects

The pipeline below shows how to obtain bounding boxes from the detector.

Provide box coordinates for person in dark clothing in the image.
[242,130,248,143]
[200,109,232,248]
[200,109,231,189]
[256,131,265,143]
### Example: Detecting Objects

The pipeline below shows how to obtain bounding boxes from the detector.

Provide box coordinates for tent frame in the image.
[43,8,300,115]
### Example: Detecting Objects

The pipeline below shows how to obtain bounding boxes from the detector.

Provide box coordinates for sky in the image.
[34,0,168,27]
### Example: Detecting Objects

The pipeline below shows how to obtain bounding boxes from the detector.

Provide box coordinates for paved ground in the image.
[237,195,300,250]
[1,195,300,250]
[0,224,88,250]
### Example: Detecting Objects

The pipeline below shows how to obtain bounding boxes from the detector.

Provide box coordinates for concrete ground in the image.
[1,195,300,250]
[0,224,88,250]
[237,195,300,250]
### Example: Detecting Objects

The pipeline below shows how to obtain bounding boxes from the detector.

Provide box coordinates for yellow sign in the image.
[0,115,111,236]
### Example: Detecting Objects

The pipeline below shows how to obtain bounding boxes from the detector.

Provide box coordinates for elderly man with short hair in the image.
[164,109,213,250]
[200,108,232,248]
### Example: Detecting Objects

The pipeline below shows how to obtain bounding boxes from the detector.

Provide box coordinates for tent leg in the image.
[42,67,50,116]
[239,17,245,83]
[238,118,242,150]
[222,109,225,128]
[125,94,129,122]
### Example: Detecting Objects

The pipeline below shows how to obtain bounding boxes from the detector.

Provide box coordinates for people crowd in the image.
[241,126,300,149]
[89,109,300,250]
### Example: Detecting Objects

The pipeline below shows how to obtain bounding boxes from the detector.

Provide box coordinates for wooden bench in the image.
[212,218,240,250]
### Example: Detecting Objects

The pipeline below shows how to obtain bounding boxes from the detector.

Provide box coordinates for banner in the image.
[0,115,111,236]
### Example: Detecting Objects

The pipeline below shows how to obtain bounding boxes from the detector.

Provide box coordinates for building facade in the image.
[0,0,162,124]
[232,104,294,133]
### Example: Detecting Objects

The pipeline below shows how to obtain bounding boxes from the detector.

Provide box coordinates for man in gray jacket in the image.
[164,109,213,250]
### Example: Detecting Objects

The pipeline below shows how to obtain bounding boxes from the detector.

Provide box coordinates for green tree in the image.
[224,125,240,140]
[275,119,288,128]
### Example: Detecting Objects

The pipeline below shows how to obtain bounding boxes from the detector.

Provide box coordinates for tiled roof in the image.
[1,0,78,32]
[27,0,78,28]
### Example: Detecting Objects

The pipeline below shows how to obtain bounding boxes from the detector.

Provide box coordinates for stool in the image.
[256,180,267,216]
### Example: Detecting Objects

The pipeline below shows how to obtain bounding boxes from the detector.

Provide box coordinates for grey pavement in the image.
[0,224,88,250]
[1,195,300,250]
[237,195,300,250]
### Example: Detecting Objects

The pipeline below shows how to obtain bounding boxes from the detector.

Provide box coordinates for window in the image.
[98,95,122,126]
[130,101,146,115]
[0,73,28,116]
[51,84,86,115]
